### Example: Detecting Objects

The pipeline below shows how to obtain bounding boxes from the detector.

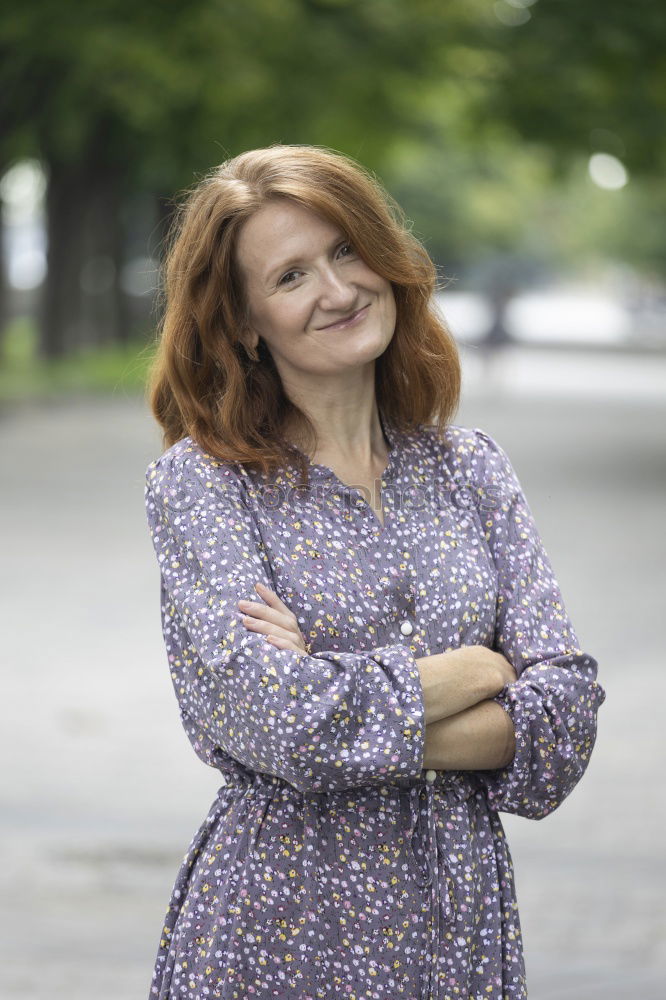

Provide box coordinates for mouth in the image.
[318,304,370,331]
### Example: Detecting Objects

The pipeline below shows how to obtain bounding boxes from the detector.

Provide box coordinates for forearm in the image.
[422,698,516,771]
[416,646,506,725]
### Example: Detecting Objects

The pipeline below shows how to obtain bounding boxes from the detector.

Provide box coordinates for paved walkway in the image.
[1,348,664,998]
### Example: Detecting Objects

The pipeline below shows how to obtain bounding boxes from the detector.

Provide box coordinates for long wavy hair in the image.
[146,143,461,487]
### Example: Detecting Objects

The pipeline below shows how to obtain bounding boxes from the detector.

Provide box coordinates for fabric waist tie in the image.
[398,772,478,1000]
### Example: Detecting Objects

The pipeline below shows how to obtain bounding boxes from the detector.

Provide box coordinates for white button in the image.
[425,769,437,783]
[400,620,413,636]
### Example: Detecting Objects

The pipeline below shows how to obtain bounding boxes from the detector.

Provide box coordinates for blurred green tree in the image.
[0,0,479,356]
[0,0,663,358]
[475,0,666,179]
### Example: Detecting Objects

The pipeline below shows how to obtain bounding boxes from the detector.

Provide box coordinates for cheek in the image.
[255,298,311,336]
[356,263,394,305]
[367,271,395,307]
[376,279,396,323]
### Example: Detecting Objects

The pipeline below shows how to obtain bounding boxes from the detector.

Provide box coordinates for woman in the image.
[143,144,605,999]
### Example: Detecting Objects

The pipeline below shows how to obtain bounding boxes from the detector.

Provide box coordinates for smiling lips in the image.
[319,304,370,331]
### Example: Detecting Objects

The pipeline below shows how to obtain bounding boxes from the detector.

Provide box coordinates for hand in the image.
[459,645,518,692]
[237,582,312,654]
[489,649,518,688]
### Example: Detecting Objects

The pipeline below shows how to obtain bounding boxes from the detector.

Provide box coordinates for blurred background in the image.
[1,1,664,997]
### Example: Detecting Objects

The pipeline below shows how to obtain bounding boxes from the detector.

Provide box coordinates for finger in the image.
[238,602,293,631]
[265,634,302,652]
[241,616,299,644]
[254,582,298,624]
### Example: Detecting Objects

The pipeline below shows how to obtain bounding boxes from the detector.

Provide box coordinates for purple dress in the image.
[143,417,605,999]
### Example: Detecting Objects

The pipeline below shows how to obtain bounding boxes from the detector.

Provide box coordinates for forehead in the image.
[235,199,343,280]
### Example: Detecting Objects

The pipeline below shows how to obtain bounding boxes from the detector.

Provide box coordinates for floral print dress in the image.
[143,415,605,1000]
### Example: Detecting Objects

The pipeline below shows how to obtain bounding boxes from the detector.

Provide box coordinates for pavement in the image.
[1,344,665,998]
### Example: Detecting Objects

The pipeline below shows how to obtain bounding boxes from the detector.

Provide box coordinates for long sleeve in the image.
[468,428,606,819]
[144,443,426,796]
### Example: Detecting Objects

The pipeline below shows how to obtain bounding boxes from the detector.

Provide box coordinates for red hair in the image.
[146,143,461,487]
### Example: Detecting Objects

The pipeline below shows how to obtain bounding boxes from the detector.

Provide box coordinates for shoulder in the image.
[416,423,522,514]
[418,422,511,476]
[144,435,246,513]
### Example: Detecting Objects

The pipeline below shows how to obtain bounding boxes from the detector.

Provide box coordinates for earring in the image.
[243,342,259,363]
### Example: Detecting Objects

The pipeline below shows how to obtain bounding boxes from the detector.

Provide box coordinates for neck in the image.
[283,399,389,470]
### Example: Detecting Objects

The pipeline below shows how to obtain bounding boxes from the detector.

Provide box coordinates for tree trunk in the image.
[40,160,87,361]
[40,155,129,360]
[79,167,128,348]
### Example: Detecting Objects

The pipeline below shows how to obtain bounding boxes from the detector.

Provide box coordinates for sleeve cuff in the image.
[371,643,427,784]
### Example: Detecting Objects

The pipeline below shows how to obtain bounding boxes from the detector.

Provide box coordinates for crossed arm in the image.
[238,583,516,774]
[416,647,517,771]
[148,432,602,808]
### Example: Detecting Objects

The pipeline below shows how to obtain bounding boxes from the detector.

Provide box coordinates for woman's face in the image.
[234,198,397,382]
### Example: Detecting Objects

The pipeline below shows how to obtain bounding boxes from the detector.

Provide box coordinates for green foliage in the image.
[0,0,663,382]
[2,0,662,188]
[476,0,666,179]
[0,0,484,186]
[2,0,662,179]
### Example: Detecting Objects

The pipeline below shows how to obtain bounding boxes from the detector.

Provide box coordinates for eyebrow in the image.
[263,230,346,286]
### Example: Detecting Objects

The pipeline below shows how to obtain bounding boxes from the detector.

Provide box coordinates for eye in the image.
[278,269,302,287]
[338,241,356,258]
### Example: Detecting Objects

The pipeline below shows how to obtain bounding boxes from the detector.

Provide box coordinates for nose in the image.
[316,264,358,316]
